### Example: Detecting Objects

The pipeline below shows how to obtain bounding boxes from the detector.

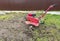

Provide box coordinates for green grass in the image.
[34,13,60,41]
[0,12,26,20]
[44,14,60,29]
[36,12,60,29]
[0,15,12,20]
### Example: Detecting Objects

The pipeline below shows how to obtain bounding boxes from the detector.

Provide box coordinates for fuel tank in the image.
[0,0,60,10]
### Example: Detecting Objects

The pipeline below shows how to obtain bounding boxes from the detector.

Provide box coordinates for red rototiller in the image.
[24,4,55,27]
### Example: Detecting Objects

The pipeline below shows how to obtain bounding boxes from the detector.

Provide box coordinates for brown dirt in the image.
[0,13,59,41]
[0,13,33,41]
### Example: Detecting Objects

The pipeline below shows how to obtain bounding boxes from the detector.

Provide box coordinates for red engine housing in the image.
[25,13,39,26]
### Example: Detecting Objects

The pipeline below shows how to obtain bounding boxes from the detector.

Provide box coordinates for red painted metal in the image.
[25,4,55,26]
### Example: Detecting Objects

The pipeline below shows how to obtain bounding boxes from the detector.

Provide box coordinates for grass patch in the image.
[44,14,60,29]
[0,12,26,20]
[34,12,60,41]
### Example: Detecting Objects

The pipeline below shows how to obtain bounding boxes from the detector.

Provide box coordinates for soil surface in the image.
[0,13,59,41]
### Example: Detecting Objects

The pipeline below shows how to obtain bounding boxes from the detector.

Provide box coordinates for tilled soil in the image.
[0,14,32,41]
[0,13,60,41]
